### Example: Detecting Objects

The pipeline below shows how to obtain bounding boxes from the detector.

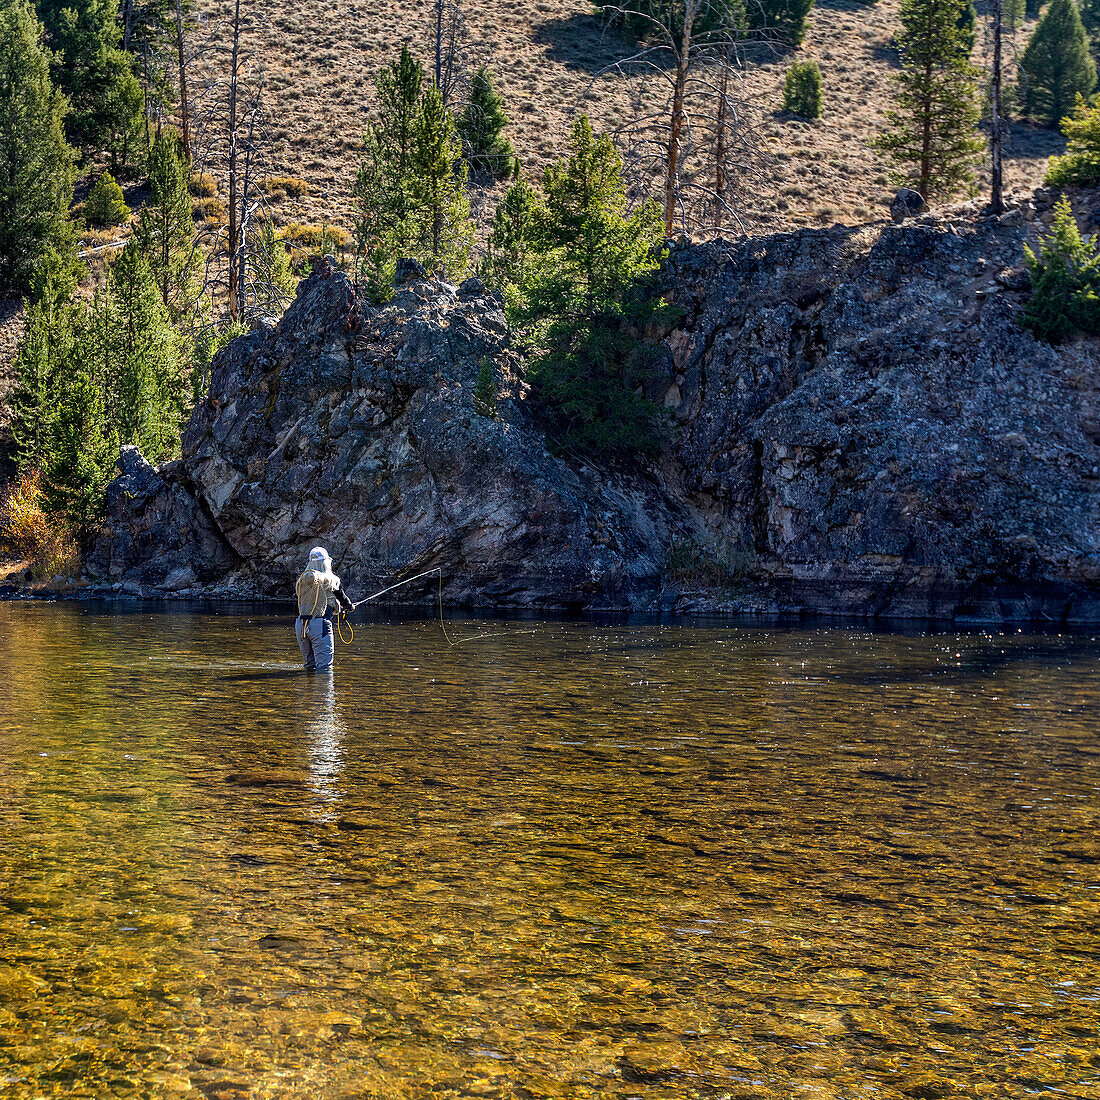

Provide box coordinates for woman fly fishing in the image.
[294,547,354,672]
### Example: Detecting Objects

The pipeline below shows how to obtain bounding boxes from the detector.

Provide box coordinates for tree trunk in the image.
[175,0,192,162]
[664,12,693,237]
[919,53,933,199]
[122,0,135,50]
[990,0,1005,213]
[227,0,241,321]
[712,51,730,231]
[435,0,444,94]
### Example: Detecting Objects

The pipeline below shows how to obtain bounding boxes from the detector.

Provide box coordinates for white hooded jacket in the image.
[295,547,350,617]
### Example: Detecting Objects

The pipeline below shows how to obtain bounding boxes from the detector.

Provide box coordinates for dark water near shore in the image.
[1,603,1098,1099]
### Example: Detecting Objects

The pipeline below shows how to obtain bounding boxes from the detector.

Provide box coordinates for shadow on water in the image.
[215,669,305,682]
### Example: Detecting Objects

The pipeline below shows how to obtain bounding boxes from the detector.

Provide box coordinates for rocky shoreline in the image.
[71,199,1100,622]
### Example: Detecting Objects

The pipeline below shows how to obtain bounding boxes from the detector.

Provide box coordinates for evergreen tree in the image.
[0,0,76,296]
[1047,93,1100,184]
[1021,195,1100,340]
[746,0,815,47]
[106,238,184,458]
[519,116,669,456]
[457,66,516,178]
[85,169,129,225]
[1080,0,1100,40]
[11,277,79,467]
[1020,0,1097,126]
[245,219,296,317]
[40,362,116,532]
[782,59,823,117]
[473,356,497,417]
[481,177,538,304]
[617,0,745,41]
[352,43,425,263]
[35,0,145,167]
[409,84,474,278]
[871,0,984,199]
[134,130,196,321]
[956,0,976,53]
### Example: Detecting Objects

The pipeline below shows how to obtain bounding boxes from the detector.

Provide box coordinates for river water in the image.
[0,602,1098,1099]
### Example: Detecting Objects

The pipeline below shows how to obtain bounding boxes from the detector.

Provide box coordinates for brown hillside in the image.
[190,0,1066,235]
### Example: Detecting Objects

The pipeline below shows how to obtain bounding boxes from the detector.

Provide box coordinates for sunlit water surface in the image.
[0,603,1098,1100]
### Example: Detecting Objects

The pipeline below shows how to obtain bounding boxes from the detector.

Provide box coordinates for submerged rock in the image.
[88,206,1100,621]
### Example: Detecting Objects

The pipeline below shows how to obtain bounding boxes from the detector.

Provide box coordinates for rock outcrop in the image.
[88,200,1100,621]
[87,263,687,607]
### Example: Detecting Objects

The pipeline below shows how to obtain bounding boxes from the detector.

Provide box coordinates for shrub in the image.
[0,470,79,579]
[85,171,129,227]
[188,171,217,197]
[1046,94,1100,185]
[473,356,498,417]
[1021,195,1100,340]
[746,0,816,48]
[192,195,226,221]
[783,60,823,118]
[457,67,517,179]
[261,175,311,198]
[278,222,352,271]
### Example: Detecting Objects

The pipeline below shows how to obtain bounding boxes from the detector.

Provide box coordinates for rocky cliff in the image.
[88,198,1100,621]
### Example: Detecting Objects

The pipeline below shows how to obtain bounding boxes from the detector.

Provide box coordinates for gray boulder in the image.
[891,188,928,222]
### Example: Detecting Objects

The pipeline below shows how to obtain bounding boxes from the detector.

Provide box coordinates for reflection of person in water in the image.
[302,671,345,802]
[294,546,353,672]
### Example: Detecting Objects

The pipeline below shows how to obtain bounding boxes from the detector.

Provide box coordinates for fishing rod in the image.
[338,567,452,647]
[349,566,443,611]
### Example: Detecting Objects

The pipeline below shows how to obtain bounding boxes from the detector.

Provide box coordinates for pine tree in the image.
[40,363,116,532]
[352,43,425,262]
[134,130,196,321]
[956,0,977,52]
[1047,93,1100,184]
[35,0,144,167]
[520,116,669,456]
[1021,195,1100,339]
[782,60,823,117]
[0,0,76,296]
[409,84,474,278]
[85,170,129,226]
[457,66,515,178]
[107,238,184,459]
[245,219,296,317]
[481,178,538,304]
[872,0,984,199]
[473,356,498,416]
[621,0,746,41]
[1020,0,1097,127]
[12,282,78,468]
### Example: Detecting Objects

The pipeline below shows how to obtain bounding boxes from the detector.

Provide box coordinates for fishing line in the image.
[345,566,537,648]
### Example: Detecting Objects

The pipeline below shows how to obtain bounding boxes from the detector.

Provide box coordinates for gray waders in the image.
[295,615,334,672]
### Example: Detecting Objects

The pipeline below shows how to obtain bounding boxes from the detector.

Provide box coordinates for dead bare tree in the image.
[594,0,769,238]
[175,0,192,160]
[190,0,270,321]
[988,0,1005,213]
[431,0,472,106]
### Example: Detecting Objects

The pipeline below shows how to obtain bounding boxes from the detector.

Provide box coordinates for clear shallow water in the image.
[0,603,1098,1100]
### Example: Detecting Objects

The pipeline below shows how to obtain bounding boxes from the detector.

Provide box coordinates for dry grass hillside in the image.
[0,0,1072,445]
[190,0,1066,234]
